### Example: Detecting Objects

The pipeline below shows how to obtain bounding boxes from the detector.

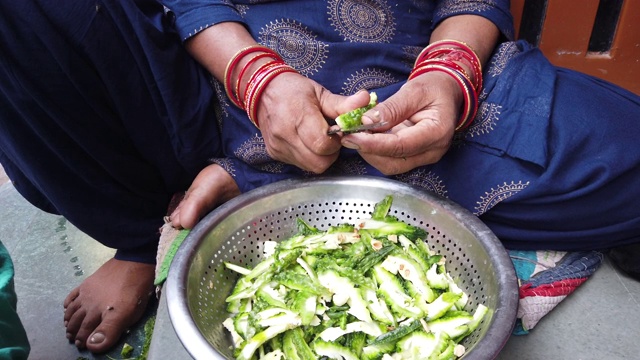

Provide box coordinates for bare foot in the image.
[63,258,155,353]
[170,163,240,229]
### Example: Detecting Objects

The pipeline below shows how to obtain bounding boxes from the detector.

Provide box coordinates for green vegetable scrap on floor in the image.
[222,195,487,360]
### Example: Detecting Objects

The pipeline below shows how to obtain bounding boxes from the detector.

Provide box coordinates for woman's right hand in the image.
[254,72,372,173]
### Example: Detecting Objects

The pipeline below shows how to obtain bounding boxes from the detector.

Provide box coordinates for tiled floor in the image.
[2,172,640,359]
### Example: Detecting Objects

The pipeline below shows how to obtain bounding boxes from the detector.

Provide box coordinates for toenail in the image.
[66,332,72,340]
[89,332,106,344]
[75,339,82,347]
[64,321,68,326]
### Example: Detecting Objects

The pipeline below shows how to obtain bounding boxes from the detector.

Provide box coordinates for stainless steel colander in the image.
[166,176,518,359]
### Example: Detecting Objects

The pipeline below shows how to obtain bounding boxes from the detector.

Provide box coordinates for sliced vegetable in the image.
[222,195,487,359]
[335,92,378,131]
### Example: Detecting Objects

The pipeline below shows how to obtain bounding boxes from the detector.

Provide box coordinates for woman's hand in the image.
[256,73,372,173]
[340,71,464,175]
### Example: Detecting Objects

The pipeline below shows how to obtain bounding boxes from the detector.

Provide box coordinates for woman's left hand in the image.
[340,70,465,175]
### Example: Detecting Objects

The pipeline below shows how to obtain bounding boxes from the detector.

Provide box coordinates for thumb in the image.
[320,89,372,120]
[362,84,425,126]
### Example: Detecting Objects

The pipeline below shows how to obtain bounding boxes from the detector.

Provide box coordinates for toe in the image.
[74,312,102,350]
[63,296,82,323]
[63,286,80,310]
[65,306,87,342]
[85,312,132,353]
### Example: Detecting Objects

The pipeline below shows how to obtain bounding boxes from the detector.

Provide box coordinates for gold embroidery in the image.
[395,169,448,198]
[341,68,399,95]
[235,4,248,16]
[259,19,328,77]
[327,158,368,176]
[410,0,431,11]
[327,0,396,43]
[257,162,286,174]
[464,102,502,138]
[403,45,422,70]
[436,0,498,17]
[234,134,272,166]
[474,181,530,216]
[211,158,236,177]
[212,80,230,120]
[487,41,520,78]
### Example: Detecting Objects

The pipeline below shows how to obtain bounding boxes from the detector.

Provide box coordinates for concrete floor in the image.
[2,163,640,359]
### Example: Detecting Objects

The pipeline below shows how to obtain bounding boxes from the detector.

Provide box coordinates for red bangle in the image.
[244,63,296,128]
[224,45,280,109]
[409,64,478,131]
[243,60,285,108]
[415,39,483,94]
[235,53,281,108]
[416,48,482,93]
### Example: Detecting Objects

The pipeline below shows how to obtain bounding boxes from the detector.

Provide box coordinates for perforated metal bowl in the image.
[166,176,518,359]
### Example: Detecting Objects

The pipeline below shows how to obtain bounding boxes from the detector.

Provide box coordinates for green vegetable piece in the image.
[296,218,321,236]
[359,221,427,242]
[369,319,422,346]
[335,92,378,131]
[283,328,317,360]
[327,223,356,233]
[464,304,489,336]
[345,331,367,358]
[237,323,295,360]
[427,312,474,339]
[312,339,359,360]
[371,195,393,220]
[395,330,439,359]
[373,265,423,319]
[121,343,134,358]
[425,292,463,321]
[361,342,395,360]
[291,290,317,326]
[273,271,329,296]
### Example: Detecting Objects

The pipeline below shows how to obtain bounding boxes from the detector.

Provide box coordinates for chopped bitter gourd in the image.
[222,195,488,359]
[335,92,378,131]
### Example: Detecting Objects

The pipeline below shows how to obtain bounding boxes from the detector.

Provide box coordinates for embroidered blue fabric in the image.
[162,0,640,251]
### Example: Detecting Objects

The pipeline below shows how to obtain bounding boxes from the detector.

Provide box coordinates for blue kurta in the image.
[163,0,640,251]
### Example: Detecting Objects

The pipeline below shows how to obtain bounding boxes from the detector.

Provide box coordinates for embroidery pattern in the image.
[259,19,328,77]
[436,0,498,17]
[341,68,399,95]
[396,169,448,198]
[211,158,236,177]
[410,0,432,11]
[326,158,368,176]
[474,180,530,216]
[403,45,423,70]
[327,0,396,43]
[464,102,502,138]
[235,4,249,15]
[234,134,272,166]
[487,41,521,78]
[212,80,230,120]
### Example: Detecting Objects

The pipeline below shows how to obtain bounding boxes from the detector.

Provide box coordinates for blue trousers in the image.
[0,0,222,263]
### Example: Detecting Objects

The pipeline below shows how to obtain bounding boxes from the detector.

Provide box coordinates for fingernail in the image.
[342,140,360,150]
[89,332,106,344]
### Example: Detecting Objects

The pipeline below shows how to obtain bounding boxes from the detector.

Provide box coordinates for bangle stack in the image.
[410,39,483,131]
[223,45,296,128]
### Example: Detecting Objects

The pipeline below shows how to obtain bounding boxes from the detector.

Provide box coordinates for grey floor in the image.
[2,165,640,360]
